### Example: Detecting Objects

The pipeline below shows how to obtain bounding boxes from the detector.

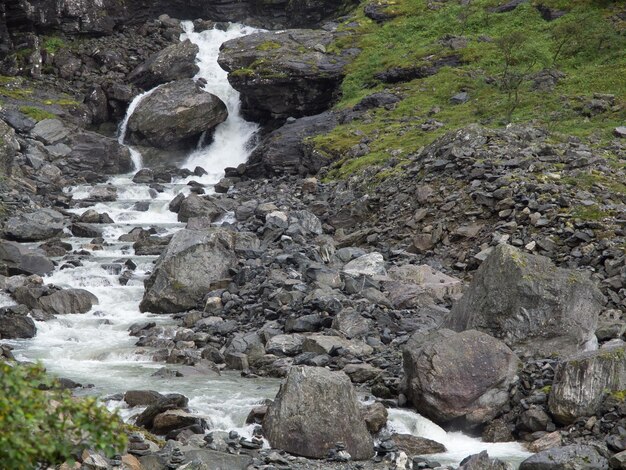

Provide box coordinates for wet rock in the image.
[403,329,520,427]
[263,366,374,459]
[0,305,36,339]
[128,39,199,89]
[218,29,355,122]
[127,79,228,151]
[124,390,165,407]
[244,111,340,177]
[458,451,511,470]
[549,345,626,424]
[14,286,98,315]
[152,409,207,435]
[519,444,609,469]
[361,402,387,433]
[444,244,604,357]
[3,209,65,242]
[0,241,54,276]
[140,228,258,313]
[392,433,446,456]
[135,393,189,430]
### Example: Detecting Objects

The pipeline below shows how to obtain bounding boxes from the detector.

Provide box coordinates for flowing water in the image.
[4,22,530,466]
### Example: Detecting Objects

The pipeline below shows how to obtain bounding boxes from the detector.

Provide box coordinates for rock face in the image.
[0,241,54,276]
[403,329,520,427]
[127,79,228,151]
[3,209,65,242]
[444,244,604,357]
[548,345,626,424]
[0,119,19,176]
[263,366,374,460]
[128,40,199,89]
[140,228,258,313]
[519,444,609,469]
[218,30,354,122]
[243,111,339,177]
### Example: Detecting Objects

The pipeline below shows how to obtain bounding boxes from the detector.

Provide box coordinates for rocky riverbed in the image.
[1,1,626,469]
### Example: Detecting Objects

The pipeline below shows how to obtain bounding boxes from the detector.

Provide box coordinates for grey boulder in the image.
[0,241,54,276]
[14,286,98,315]
[444,244,604,357]
[403,329,520,427]
[128,39,199,89]
[0,306,36,339]
[140,228,258,313]
[3,209,66,242]
[549,345,626,424]
[519,444,609,469]
[127,79,227,151]
[263,366,374,460]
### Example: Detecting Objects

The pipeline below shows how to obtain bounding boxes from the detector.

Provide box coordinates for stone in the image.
[458,451,511,470]
[444,244,605,357]
[549,345,626,424]
[614,127,626,138]
[15,287,98,315]
[392,433,446,456]
[342,252,387,277]
[361,402,388,433]
[140,228,258,313]
[135,393,189,430]
[528,431,562,453]
[30,119,69,145]
[177,194,225,223]
[610,450,626,469]
[218,30,354,122]
[0,241,54,276]
[403,329,520,427]
[127,79,227,151]
[519,444,609,469]
[302,334,374,357]
[0,306,36,339]
[3,209,65,242]
[343,363,383,383]
[0,119,19,176]
[244,112,339,177]
[151,409,206,435]
[263,366,374,460]
[124,390,165,407]
[224,351,249,370]
[129,39,199,89]
[265,334,305,356]
[388,264,463,301]
[332,310,372,339]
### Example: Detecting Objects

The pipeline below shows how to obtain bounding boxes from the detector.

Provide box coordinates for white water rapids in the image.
[4,22,530,466]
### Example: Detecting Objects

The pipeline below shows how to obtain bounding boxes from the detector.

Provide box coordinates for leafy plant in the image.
[0,362,127,469]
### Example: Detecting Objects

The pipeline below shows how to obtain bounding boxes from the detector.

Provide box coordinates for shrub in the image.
[0,362,127,469]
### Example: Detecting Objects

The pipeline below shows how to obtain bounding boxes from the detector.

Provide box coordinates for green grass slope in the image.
[315,0,626,179]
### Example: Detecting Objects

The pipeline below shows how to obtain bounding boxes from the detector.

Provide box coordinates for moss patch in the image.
[19,106,56,122]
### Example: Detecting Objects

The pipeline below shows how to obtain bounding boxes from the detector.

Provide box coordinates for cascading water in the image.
[4,22,531,466]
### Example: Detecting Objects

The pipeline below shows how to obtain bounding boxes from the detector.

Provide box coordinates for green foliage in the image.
[42,37,66,54]
[19,106,56,122]
[316,0,626,179]
[0,362,127,469]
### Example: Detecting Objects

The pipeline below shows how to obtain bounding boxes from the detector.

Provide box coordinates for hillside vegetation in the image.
[314,0,626,178]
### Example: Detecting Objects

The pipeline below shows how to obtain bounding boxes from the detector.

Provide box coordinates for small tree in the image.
[0,362,127,469]
[495,31,538,123]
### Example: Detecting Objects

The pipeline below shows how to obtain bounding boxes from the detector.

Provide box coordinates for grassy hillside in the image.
[315,0,626,179]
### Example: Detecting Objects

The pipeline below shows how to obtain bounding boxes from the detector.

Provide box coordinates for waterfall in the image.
[179,21,260,182]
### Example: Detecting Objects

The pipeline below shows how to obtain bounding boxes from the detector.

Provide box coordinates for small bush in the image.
[0,362,127,469]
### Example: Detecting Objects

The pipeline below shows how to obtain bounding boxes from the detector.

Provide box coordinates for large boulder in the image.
[444,244,604,357]
[218,30,355,122]
[126,79,227,151]
[3,209,66,242]
[177,194,225,223]
[0,305,36,339]
[263,366,374,460]
[519,444,609,469]
[0,241,54,276]
[140,228,258,313]
[548,345,626,424]
[14,286,98,315]
[243,111,339,177]
[403,329,520,427]
[128,40,199,89]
